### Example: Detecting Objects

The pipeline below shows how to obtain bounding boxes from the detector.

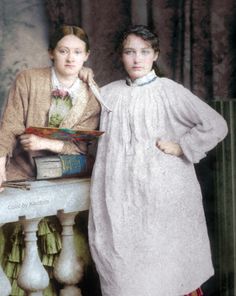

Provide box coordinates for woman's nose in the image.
[134,52,142,63]
[66,52,74,61]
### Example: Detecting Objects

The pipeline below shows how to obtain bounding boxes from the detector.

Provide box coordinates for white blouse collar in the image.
[51,67,81,105]
[126,70,157,87]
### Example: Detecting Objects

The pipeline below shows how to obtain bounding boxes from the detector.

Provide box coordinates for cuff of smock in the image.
[179,134,207,164]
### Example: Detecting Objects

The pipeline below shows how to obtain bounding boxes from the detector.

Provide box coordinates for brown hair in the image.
[117,25,163,76]
[49,25,90,52]
[117,25,160,55]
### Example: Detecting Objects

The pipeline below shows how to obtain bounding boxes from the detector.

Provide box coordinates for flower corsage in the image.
[49,89,73,127]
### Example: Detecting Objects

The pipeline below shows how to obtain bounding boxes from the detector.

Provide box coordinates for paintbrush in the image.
[1,181,31,191]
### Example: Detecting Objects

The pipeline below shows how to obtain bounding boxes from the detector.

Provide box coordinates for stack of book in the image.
[34,154,94,180]
[24,126,104,180]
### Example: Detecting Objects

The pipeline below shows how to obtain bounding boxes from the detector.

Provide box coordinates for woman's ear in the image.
[154,52,159,62]
[84,50,90,62]
[48,49,54,61]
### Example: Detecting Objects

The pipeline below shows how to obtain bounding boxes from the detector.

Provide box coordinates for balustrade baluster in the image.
[0,178,90,295]
[54,211,83,296]
[17,218,50,296]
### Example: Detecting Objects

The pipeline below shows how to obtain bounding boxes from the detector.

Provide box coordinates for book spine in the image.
[59,155,90,177]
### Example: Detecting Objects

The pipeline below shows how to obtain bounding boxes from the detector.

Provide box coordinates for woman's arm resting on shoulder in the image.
[0,156,6,192]
[78,67,94,84]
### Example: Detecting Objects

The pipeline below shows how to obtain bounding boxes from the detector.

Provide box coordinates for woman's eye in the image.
[58,49,68,54]
[142,49,151,55]
[123,50,134,55]
[75,50,82,55]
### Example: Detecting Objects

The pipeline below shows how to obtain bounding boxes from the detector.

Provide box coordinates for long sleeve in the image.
[0,72,28,157]
[166,81,228,163]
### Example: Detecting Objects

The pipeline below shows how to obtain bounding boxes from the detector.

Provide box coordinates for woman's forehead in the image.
[123,34,152,48]
[56,34,86,48]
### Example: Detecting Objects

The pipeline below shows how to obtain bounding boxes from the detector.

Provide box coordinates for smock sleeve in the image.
[171,83,228,163]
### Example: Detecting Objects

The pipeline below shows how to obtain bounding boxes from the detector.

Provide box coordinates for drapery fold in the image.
[44,0,82,33]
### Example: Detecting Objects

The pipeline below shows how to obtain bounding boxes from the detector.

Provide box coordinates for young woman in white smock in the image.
[88,25,228,296]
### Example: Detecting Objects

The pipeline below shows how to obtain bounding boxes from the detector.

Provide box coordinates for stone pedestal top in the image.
[0,178,90,224]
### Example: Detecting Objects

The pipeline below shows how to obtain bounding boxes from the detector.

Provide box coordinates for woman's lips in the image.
[132,66,143,70]
[65,64,76,67]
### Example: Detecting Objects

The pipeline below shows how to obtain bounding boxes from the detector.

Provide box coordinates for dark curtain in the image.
[152,0,236,100]
[44,0,132,85]
[44,0,82,29]
[44,0,236,100]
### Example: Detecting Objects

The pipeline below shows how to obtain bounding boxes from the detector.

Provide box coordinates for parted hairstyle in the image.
[117,25,160,55]
[117,25,162,76]
[48,25,90,52]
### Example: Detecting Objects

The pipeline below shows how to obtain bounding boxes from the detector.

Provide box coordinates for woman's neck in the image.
[54,70,78,88]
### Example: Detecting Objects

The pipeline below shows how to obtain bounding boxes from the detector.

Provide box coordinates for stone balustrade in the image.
[0,178,90,296]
